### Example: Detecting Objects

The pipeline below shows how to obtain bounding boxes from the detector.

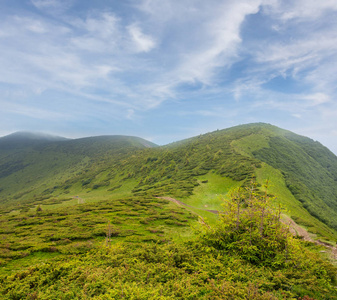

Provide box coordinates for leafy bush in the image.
[198,181,324,269]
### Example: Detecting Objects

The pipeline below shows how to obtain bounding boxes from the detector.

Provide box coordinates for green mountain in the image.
[0,133,156,207]
[1,123,337,299]
[1,124,337,238]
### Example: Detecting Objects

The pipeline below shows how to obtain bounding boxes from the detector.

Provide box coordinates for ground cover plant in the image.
[1,184,336,299]
[0,196,197,270]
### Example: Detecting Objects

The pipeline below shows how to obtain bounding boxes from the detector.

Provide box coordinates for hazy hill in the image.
[0,131,69,150]
[0,134,157,207]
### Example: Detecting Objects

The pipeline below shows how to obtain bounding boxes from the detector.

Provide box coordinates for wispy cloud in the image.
[264,0,337,20]
[128,24,156,53]
[1,0,337,151]
[31,0,75,14]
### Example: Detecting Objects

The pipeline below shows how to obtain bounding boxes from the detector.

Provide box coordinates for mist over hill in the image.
[0,131,69,148]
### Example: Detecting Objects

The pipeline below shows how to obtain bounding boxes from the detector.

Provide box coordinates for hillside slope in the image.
[229,124,337,231]
[1,124,337,241]
[0,134,156,207]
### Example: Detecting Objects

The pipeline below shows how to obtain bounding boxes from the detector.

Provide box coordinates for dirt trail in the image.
[159,196,337,260]
[282,215,312,241]
[282,214,337,259]
[157,196,219,214]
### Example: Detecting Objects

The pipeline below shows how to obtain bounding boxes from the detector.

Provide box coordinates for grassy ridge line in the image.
[1,126,261,211]
[1,123,337,243]
[253,133,337,230]
[229,124,337,241]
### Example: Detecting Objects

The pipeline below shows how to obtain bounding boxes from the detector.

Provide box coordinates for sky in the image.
[1,1,337,153]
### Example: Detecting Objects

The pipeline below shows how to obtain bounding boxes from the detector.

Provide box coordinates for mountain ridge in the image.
[1,123,337,241]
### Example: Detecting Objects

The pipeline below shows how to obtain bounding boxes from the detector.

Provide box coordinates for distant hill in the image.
[0,134,157,207]
[0,124,337,241]
[0,131,69,149]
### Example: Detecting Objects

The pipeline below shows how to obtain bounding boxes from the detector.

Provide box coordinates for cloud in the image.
[0,1,267,117]
[128,24,156,53]
[1,0,337,150]
[166,1,262,85]
[2,101,72,121]
[264,0,337,21]
[126,109,135,120]
[300,93,331,106]
[69,12,121,53]
[232,0,337,118]
[31,0,74,14]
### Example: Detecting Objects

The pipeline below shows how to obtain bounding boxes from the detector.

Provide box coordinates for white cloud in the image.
[81,13,119,39]
[126,109,135,120]
[69,12,120,53]
[17,18,48,34]
[1,0,337,144]
[31,0,74,14]
[300,93,331,106]
[2,101,72,121]
[0,1,268,116]
[265,0,337,20]
[128,24,156,53]
[169,1,262,85]
[237,1,337,116]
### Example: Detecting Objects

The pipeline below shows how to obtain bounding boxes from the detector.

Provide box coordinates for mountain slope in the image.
[0,134,157,207]
[1,124,337,241]
[229,123,337,230]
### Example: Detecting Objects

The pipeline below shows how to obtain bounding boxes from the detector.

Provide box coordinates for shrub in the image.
[198,181,298,267]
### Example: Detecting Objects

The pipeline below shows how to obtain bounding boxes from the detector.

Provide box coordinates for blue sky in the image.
[1,1,337,153]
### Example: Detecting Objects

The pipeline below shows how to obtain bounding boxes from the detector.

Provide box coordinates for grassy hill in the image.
[1,123,337,299]
[1,124,337,239]
[0,134,156,208]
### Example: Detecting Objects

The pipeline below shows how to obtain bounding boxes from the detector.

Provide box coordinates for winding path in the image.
[157,196,219,214]
[158,196,337,260]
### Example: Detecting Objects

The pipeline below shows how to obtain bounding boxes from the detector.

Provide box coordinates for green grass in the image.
[0,196,198,271]
[253,132,337,231]
[1,220,336,299]
[255,163,337,241]
[0,251,60,275]
[230,130,272,156]
[184,173,240,210]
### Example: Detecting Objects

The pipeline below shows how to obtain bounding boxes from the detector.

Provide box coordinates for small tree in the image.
[106,220,112,247]
[199,181,293,267]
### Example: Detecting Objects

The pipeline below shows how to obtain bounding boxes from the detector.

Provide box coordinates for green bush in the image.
[199,181,313,268]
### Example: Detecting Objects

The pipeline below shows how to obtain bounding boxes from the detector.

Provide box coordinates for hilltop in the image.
[0,131,69,149]
[0,134,156,206]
